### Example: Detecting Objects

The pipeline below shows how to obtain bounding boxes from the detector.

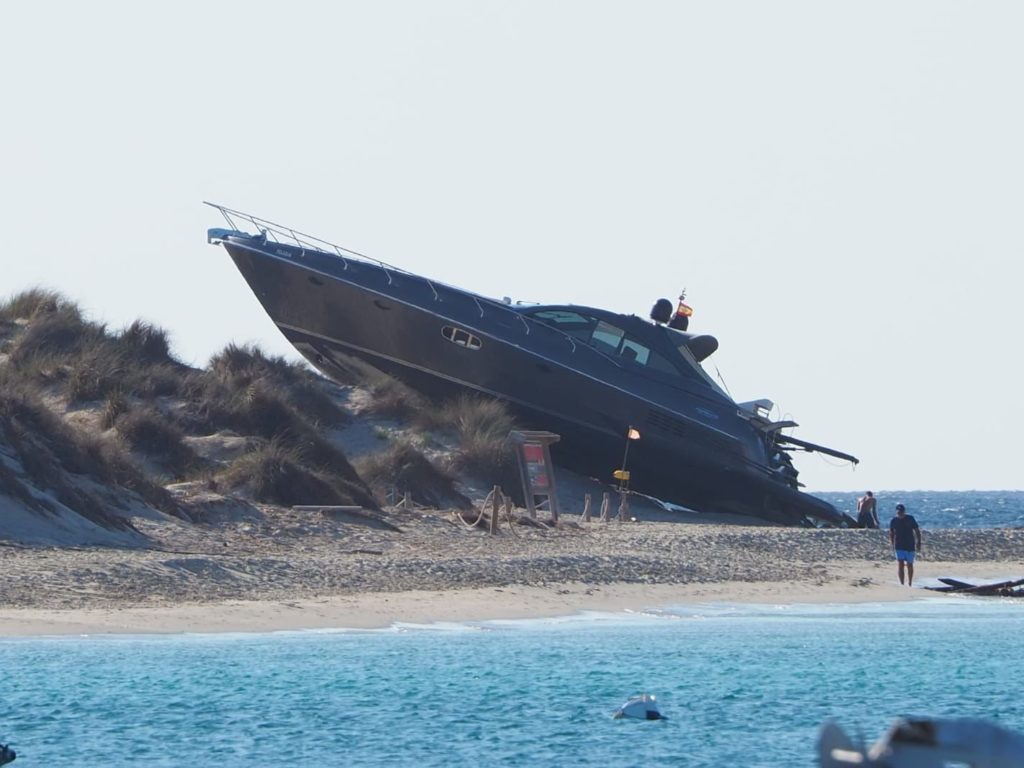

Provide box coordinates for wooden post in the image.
[403,490,411,510]
[489,485,500,535]
[599,492,610,522]
[582,493,592,522]
[618,491,630,522]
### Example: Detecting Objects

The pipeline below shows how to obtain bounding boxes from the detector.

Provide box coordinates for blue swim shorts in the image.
[894,549,916,563]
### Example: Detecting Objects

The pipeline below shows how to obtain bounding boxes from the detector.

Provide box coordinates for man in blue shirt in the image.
[889,503,922,586]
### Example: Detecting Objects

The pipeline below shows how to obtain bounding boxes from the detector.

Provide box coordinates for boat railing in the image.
[206,202,591,351]
[206,201,420,290]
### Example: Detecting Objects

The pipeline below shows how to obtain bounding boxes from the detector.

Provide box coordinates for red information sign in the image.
[510,430,561,521]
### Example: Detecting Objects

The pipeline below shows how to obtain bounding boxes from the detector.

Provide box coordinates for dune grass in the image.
[113,407,204,480]
[0,288,69,322]
[7,303,104,367]
[357,440,471,510]
[361,370,431,422]
[218,438,376,508]
[2,289,542,521]
[3,294,189,403]
[208,343,348,428]
[438,394,522,501]
[0,381,181,527]
[118,320,176,366]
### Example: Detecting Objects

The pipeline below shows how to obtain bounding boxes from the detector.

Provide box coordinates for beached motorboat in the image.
[819,717,1024,767]
[206,203,858,526]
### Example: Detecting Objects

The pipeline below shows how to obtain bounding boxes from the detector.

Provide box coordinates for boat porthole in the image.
[308,276,324,286]
[441,326,482,350]
[373,299,392,311]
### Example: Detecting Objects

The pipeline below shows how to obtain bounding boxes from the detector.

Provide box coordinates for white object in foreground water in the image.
[613,694,665,721]
[819,717,1024,767]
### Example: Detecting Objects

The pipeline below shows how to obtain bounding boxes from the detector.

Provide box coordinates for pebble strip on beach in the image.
[2,505,1022,610]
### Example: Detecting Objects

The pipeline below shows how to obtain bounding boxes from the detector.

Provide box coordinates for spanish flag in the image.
[676,300,694,318]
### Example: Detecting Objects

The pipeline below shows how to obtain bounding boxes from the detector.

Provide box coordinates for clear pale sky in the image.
[3,2,1021,492]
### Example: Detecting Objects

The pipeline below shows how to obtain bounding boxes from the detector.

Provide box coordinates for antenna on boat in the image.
[713,364,732,397]
[668,290,693,331]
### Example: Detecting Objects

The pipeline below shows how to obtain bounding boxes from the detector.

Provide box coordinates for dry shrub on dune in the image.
[7,302,103,369]
[208,343,347,428]
[441,395,521,498]
[113,407,204,480]
[362,372,431,422]
[182,371,376,503]
[358,440,471,510]
[0,382,181,526]
[2,293,188,402]
[118,320,176,366]
[0,287,70,322]
[65,342,129,402]
[101,391,130,430]
[218,439,376,509]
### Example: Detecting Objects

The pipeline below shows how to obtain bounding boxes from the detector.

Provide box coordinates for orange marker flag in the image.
[627,427,641,440]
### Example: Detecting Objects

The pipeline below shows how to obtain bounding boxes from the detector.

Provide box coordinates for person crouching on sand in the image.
[889,503,922,586]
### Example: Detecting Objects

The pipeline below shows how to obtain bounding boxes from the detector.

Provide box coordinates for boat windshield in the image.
[674,341,728,398]
[528,308,728,396]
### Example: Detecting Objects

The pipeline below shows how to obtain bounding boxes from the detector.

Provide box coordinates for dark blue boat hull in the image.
[218,233,847,525]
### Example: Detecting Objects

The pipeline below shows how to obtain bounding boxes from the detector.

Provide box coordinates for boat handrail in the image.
[208,201,450,307]
[206,202,594,351]
[206,201,407,273]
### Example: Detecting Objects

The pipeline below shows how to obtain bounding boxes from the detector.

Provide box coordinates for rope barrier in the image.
[452,498,489,530]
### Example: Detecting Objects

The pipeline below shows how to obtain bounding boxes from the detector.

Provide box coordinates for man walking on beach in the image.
[889,503,921,586]
[857,491,879,528]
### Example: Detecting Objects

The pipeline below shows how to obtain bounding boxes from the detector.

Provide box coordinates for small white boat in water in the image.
[613,694,665,721]
[819,717,1024,767]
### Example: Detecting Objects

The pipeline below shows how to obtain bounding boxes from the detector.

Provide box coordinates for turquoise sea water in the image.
[3,599,1023,767]
[818,489,1024,528]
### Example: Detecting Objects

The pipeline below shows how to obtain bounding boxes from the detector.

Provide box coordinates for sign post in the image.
[509,430,561,522]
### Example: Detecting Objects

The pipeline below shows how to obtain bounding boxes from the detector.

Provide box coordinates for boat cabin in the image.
[520,305,727,398]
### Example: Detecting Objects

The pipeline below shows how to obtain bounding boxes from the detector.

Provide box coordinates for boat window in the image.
[675,341,728,396]
[646,350,680,375]
[591,320,625,352]
[530,310,596,340]
[619,340,683,378]
[532,310,588,324]
[441,326,482,350]
[529,312,687,379]
[620,339,648,364]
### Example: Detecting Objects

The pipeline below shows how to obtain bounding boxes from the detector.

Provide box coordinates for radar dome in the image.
[650,298,673,324]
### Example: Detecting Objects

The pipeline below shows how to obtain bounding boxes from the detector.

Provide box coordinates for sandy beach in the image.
[2,502,1022,636]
